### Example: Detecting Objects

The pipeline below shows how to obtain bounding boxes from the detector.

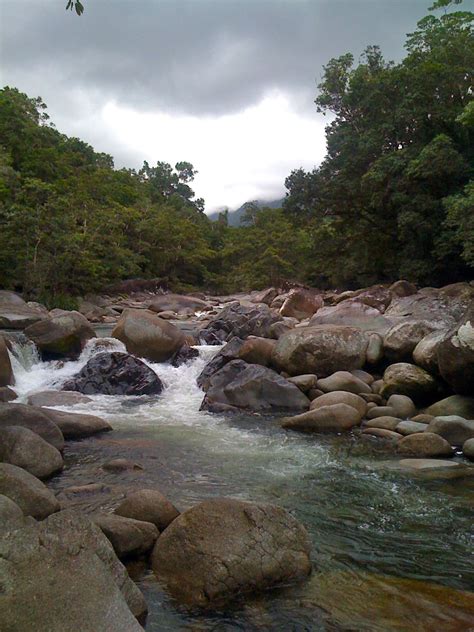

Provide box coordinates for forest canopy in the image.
[1,1,472,305]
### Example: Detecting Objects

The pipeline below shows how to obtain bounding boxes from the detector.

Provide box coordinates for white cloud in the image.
[99,91,327,211]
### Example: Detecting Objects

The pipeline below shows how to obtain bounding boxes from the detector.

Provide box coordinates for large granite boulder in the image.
[199,303,281,344]
[26,390,92,407]
[412,329,447,373]
[112,308,185,362]
[380,363,441,405]
[0,510,147,631]
[62,352,163,396]
[272,325,369,377]
[280,288,324,320]
[0,463,60,519]
[332,284,393,311]
[151,497,312,607]
[309,391,367,417]
[425,395,474,419]
[200,360,310,413]
[308,301,394,335]
[397,432,453,457]
[148,293,209,314]
[427,416,474,446]
[0,291,47,329]
[0,426,63,479]
[24,311,95,360]
[0,403,64,450]
[0,335,14,387]
[437,303,474,395]
[197,337,245,390]
[383,320,437,362]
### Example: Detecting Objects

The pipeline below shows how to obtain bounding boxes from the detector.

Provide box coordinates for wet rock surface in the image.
[62,352,163,396]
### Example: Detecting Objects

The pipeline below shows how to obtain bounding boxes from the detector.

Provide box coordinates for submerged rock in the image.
[151,497,312,607]
[24,310,95,359]
[112,308,185,362]
[200,359,309,413]
[62,352,163,396]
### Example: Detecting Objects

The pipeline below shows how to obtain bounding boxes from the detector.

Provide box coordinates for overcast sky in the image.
[1,0,442,211]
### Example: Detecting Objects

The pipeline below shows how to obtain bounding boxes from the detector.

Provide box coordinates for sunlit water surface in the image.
[8,338,474,631]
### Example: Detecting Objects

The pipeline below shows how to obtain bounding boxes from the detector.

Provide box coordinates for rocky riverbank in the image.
[0,279,474,630]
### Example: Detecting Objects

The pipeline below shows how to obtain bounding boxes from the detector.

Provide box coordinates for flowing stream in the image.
[8,338,474,631]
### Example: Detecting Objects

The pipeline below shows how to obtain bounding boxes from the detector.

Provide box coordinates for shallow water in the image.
[8,339,474,631]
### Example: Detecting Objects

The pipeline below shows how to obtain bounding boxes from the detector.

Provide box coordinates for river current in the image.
[8,338,474,631]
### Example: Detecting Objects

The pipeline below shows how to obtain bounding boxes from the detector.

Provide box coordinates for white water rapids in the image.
[5,336,474,631]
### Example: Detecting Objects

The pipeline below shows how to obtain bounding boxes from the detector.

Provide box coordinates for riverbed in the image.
[9,338,474,631]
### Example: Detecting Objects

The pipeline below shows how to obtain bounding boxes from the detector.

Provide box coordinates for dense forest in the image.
[0,0,472,306]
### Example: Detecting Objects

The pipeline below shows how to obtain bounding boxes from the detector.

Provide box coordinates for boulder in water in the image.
[40,408,112,439]
[151,497,312,607]
[24,311,96,360]
[282,403,362,433]
[199,303,281,344]
[0,462,60,519]
[200,359,309,413]
[170,343,199,367]
[62,351,163,396]
[27,390,93,407]
[427,416,474,446]
[112,308,185,362]
[397,432,453,457]
[93,512,159,559]
[114,489,180,532]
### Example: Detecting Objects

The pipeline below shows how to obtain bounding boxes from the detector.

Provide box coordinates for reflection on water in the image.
[9,338,474,631]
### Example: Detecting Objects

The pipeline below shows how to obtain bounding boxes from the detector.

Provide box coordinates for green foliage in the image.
[284,1,473,287]
[66,1,84,16]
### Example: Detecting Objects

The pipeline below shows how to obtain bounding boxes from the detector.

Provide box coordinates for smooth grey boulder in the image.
[62,352,163,396]
[427,416,474,446]
[24,310,95,359]
[361,428,402,441]
[41,408,112,440]
[317,371,372,395]
[148,293,209,314]
[112,308,185,362]
[200,360,309,413]
[0,510,146,631]
[282,404,361,433]
[287,374,319,392]
[27,390,92,407]
[383,320,437,362]
[386,394,417,419]
[426,395,474,420]
[151,497,312,607]
[396,420,429,435]
[93,512,159,559]
[363,416,403,431]
[0,463,60,519]
[463,438,474,461]
[0,403,64,451]
[308,301,393,335]
[114,489,180,532]
[309,391,367,418]
[397,432,453,457]
[413,329,447,373]
[272,325,369,377]
[0,426,63,479]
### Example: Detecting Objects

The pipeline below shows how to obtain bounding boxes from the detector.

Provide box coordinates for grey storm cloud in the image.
[1,0,432,118]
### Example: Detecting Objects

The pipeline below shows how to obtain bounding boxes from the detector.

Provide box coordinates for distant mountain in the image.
[208,198,285,227]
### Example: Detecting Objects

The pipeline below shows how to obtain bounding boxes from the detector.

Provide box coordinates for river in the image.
[8,337,474,631]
